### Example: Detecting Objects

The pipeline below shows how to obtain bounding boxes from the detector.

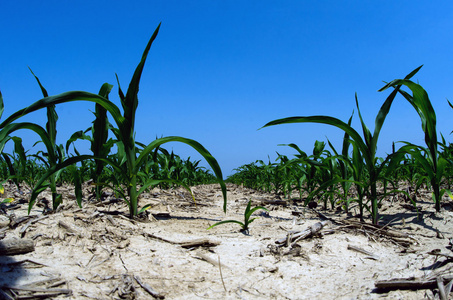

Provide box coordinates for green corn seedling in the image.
[327,114,355,212]
[65,83,115,200]
[439,133,453,189]
[380,71,452,211]
[0,23,227,217]
[262,67,421,224]
[0,136,27,191]
[28,68,66,210]
[207,199,268,234]
[280,141,328,203]
[0,81,70,210]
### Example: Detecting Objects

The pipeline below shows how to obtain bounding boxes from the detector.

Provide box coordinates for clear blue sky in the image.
[1,1,453,177]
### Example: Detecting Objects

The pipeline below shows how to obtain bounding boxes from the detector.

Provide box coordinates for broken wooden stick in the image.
[143,232,220,249]
[9,216,33,229]
[427,249,453,260]
[375,274,453,290]
[347,244,379,260]
[179,239,220,249]
[0,238,34,255]
[6,258,48,268]
[437,277,447,300]
[19,215,49,238]
[276,221,329,245]
[134,275,165,299]
[194,251,230,270]
[445,278,453,299]
[58,220,83,236]
[1,285,72,298]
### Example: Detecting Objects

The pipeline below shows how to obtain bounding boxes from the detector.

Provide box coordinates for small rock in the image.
[0,215,10,228]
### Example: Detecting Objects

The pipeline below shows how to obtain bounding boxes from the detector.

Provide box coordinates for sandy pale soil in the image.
[0,181,453,299]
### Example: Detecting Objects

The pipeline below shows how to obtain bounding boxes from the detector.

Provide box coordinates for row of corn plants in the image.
[1,25,452,226]
[229,66,453,224]
[0,23,227,218]
[0,148,217,192]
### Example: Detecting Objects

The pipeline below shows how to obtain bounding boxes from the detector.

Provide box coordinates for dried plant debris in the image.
[0,277,72,299]
[375,274,453,291]
[0,183,451,299]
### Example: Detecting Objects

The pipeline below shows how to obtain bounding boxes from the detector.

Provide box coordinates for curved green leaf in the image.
[207,220,245,230]
[136,136,227,212]
[279,143,307,158]
[65,130,91,153]
[262,116,371,166]
[29,155,123,213]
[0,91,125,138]
[123,23,161,131]
[245,206,268,219]
[0,122,57,164]
[0,90,4,120]
[138,203,153,214]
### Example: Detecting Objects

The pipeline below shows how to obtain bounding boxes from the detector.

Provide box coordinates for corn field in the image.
[0,24,227,218]
[229,66,453,224]
[1,24,452,226]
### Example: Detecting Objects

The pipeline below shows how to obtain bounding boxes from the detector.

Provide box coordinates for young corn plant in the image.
[134,146,216,189]
[0,85,75,210]
[317,147,339,210]
[274,153,294,198]
[65,83,115,200]
[278,141,324,202]
[327,113,355,212]
[285,161,306,201]
[327,128,355,212]
[28,69,70,210]
[0,23,227,217]
[178,157,217,185]
[350,140,367,220]
[380,71,452,211]
[0,136,27,191]
[262,67,421,224]
[207,199,268,234]
[0,92,24,191]
[228,160,274,192]
[439,134,453,189]
[0,93,53,191]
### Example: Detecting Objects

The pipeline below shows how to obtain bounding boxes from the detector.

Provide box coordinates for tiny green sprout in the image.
[207,199,268,234]
[1,198,14,204]
[138,203,153,214]
[0,184,14,204]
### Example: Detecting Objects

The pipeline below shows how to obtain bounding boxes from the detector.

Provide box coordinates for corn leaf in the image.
[92,83,113,158]
[65,130,91,153]
[11,137,26,168]
[29,155,123,213]
[262,116,370,165]
[123,23,161,132]
[1,198,14,204]
[0,91,123,131]
[207,220,245,230]
[136,136,227,212]
[0,90,4,120]
[0,123,57,164]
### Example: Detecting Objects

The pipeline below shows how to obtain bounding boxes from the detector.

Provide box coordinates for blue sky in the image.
[1,1,453,176]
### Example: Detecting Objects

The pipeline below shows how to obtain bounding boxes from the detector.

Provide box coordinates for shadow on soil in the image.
[0,251,27,297]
